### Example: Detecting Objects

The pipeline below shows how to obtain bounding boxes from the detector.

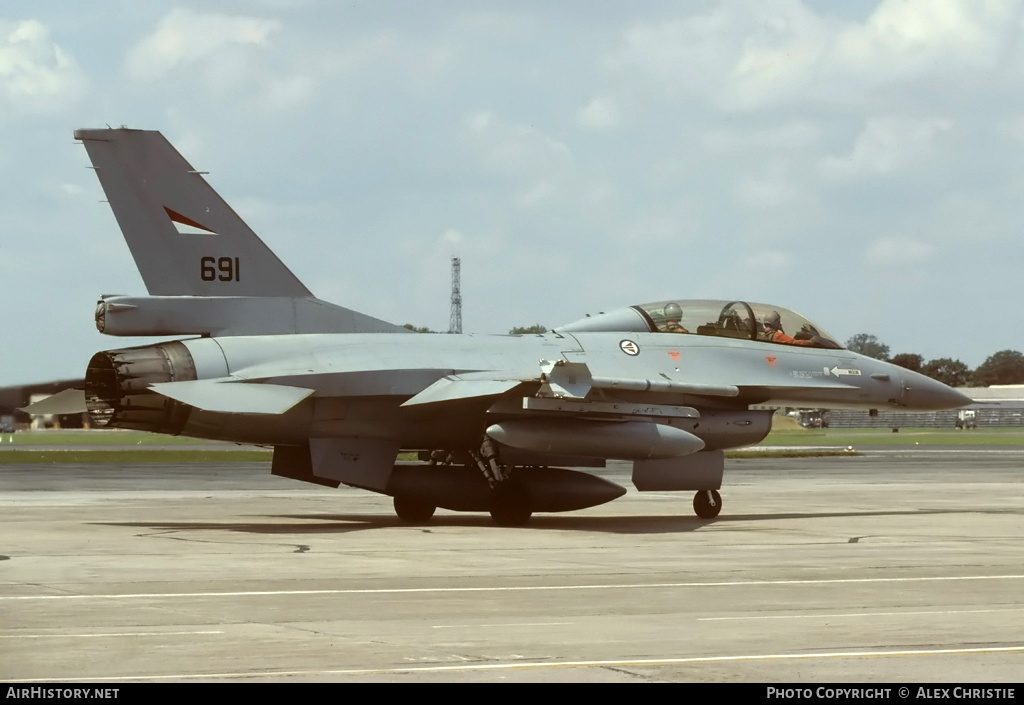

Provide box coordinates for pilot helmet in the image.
[764,310,781,330]
[664,303,682,321]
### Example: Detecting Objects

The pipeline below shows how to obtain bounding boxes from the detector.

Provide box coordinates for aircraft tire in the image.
[489,479,533,527]
[693,489,722,519]
[393,495,436,523]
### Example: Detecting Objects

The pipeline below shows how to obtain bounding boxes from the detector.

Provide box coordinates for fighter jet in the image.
[43,128,971,526]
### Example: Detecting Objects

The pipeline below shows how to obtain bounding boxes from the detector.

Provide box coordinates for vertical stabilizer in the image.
[75,128,311,298]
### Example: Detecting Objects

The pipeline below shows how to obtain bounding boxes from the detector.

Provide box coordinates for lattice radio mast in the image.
[449,256,462,334]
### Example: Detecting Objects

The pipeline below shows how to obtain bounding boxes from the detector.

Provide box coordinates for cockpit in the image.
[557,299,844,349]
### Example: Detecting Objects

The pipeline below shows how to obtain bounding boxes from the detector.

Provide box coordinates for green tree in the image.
[921,358,971,387]
[402,323,435,333]
[972,350,1024,386]
[845,333,890,361]
[509,324,548,334]
[890,353,924,372]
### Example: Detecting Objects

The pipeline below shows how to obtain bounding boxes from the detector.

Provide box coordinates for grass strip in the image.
[726,448,858,459]
[0,450,271,463]
[763,429,1024,446]
[0,432,234,446]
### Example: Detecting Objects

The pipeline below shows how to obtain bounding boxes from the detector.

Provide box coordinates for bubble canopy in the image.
[557,300,844,350]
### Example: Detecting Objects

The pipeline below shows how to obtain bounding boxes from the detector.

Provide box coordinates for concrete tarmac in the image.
[1,450,1022,683]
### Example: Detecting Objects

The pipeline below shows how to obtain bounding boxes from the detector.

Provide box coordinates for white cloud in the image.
[928,193,1015,243]
[831,0,1014,80]
[126,8,281,81]
[261,73,317,110]
[623,217,683,244]
[253,31,454,109]
[465,110,571,177]
[999,113,1024,143]
[585,183,619,209]
[702,120,823,151]
[737,176,802,209]
[864,237,934,266]
[230,196,334,224]
[819,116,954,178]
[0,20,85,119]
[312,32,455,86]
[739,250,792,273]
[607,1,828,110]
[606,0,1017,111]
[577,95,621,130]
[316,33,400,77]
[467,111,492,134]
[518,180,559,207]
[728,3,829,109]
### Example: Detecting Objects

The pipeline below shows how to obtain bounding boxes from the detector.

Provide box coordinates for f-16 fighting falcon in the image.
[34,128,971,526]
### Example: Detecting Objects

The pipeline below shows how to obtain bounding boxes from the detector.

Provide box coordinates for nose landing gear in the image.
[693,489,722,519]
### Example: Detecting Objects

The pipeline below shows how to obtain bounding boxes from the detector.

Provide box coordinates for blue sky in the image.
[2,0,1023,385]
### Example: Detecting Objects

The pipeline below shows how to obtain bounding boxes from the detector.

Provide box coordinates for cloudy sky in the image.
[2,0,1023,385]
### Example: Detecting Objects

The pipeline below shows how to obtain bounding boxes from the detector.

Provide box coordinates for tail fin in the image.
[77,127,410,336]
[76,128,310,298]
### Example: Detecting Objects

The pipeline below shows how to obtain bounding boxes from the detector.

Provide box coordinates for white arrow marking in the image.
[825,366,862,377]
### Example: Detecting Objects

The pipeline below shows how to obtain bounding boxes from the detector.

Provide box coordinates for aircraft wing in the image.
[401,375,525,408]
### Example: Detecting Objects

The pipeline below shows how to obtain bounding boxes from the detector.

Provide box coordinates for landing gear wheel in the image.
[489,479,533,527]
[693,489,722,519]
[393,495,436,523]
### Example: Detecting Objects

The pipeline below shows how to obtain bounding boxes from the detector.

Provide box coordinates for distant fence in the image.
[826,407,1024,429]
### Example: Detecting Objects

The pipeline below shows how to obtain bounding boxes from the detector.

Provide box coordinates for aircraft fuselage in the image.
[85,329,966,449]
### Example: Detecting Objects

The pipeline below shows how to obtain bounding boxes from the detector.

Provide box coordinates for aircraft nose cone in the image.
[901,370,973,410]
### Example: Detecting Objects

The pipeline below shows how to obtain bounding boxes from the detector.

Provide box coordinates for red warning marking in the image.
[164,207,214,233]
[766,355,777,367]
[669,350,680,360]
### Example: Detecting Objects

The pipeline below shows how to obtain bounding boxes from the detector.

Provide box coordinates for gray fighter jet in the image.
[45,128,971,525]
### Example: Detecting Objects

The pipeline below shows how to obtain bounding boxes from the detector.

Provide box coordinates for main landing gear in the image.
[489,477,532,527]
[393,495,435,523]
[392,440,534,527]
[474,437,533,527]
[693,489,722,519]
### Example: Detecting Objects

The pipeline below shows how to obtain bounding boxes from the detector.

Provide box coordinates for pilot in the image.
[762,310,814,346]
[662,303,689,334]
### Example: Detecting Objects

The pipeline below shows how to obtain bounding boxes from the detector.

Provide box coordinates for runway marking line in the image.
[3,574,1023,601]
[6,645,1024,682]
[0,630,224,639]
[431,622,572,629]
[700,608,1024,621]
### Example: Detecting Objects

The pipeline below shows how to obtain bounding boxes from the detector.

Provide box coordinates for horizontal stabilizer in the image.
[149,379,314,414]
[19,388,87,415]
